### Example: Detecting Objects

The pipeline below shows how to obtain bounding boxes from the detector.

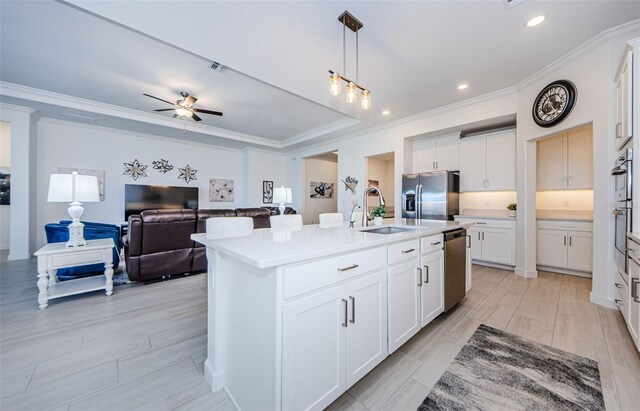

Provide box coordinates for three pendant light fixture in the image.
[329,11,371,110]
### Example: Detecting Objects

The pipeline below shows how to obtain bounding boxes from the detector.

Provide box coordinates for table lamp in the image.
[273,186,292,215]
[47,171,100,247]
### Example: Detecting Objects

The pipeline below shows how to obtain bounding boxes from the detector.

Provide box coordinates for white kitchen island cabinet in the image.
[192,219,472,411]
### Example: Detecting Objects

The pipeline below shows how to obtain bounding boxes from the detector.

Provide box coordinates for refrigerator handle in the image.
[417,184,422,217]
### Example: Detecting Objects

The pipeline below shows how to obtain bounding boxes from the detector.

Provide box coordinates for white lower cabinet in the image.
[536,220,593,273]
[455,218,515,266]
[420,250,444,326]
[282,269,387,410]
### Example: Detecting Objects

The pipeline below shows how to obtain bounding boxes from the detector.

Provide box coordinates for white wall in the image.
[243,147,288,207]
[35,119,249,248]
[0,121,11,250]
[302,157,337,224]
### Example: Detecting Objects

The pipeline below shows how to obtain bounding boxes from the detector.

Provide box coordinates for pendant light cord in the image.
[342,19,346,75]
[356,30,359,84]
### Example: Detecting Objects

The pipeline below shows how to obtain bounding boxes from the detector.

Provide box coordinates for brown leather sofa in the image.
[124,207,284,282]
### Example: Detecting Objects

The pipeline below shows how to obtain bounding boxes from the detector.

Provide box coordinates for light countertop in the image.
[454,214,516,221]
[536,210,593,222]
[192,218,472,268]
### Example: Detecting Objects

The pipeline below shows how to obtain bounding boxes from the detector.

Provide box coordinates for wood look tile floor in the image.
[1,252,639,411]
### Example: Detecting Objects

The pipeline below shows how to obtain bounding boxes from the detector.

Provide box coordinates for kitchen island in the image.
[192,218,472,411]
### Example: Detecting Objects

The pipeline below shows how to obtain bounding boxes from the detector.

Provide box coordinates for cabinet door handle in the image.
[615,299,622,305]
[342,299,348,327]
[564,236,567,246]
[569,236,572,246]
[616,122,622,138]
[632,278,640,303]
[568,176,572,186]
[349,296,356,323]
[486,179,489,188]
[430,242,441,246]
[478,232,481,241]
[424,265,429,284]
[482,232,485,241]
[467,235,471,248]
[337,264,359,272]
[402,248,416,254]
[417,267,423,287]
[476,222,487,225]
[615,282,623,289]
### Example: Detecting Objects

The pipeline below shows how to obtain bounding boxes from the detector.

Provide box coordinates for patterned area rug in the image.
[418,324,604,411]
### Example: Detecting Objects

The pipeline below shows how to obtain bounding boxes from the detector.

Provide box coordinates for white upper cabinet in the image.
[459,129,516,192]
[412,133,459,172]
[537,125,593,191]
[615,49,633,150]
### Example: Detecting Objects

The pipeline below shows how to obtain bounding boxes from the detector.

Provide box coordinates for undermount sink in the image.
[360,226,417,235]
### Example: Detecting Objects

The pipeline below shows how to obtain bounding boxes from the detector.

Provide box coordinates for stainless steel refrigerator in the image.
[401,171,459,220]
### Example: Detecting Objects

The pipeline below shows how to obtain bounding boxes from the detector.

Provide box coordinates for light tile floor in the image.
[1,253,638,410]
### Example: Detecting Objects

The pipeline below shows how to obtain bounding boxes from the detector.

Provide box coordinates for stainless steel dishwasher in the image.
[444,228,467,312]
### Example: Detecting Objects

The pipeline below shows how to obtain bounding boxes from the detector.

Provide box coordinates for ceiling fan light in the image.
[346,82,357,103]
[175,107,193,117]
[360,90,371,110]
[329,73,342,96]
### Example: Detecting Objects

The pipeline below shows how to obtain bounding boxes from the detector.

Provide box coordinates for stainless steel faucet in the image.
[362,186,386,227]
[349,204,361,228]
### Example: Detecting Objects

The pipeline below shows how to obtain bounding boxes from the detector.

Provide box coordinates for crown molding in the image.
[37,117,246,154]
[0,102,37,114]
[282,117,361,147]
[516,19,640,91]
[283,86,517,154]
[0,82,284,148]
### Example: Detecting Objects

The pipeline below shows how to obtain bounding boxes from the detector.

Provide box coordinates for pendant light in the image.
[328,11,371,110]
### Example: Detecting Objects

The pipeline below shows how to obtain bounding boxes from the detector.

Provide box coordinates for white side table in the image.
[33,238,115,309]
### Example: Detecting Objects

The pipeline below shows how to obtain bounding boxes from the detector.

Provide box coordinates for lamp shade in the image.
[273,186,292,204]
[47,172,99,203]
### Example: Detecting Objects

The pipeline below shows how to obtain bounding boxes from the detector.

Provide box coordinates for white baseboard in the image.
[536,265,592,278]
[514,267,538,278]
[204,359,225,392]
[473,260,515,271]
[590,292,618,309]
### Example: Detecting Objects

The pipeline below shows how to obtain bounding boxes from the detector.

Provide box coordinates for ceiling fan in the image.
[143,91,223,121]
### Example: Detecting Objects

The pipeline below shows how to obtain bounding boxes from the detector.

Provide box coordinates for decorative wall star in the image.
[152,159,174,174]
[123,159,148,181]
[178,165,198,184]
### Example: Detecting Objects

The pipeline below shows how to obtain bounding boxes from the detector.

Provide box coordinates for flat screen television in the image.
[124,184,199,221]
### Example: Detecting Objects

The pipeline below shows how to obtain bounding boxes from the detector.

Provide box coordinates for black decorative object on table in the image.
[418,324,604,411]
[152,159,174,174]
[123,159,148,181]
[263,180,273,203]
[532,79,577,128]
[178,165,198,183]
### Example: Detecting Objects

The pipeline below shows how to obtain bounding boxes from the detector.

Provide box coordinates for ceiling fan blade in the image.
[154,108,175,112]
[173,114,179,118]
[191,113,202,122]
[143,93,174,105]
[193,108,223,116]
[184,95,197,106]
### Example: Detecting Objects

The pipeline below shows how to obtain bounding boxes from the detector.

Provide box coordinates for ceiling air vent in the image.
[210,61,228,73]
[506,0,526,8]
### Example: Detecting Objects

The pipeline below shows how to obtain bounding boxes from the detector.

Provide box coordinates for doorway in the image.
[0,121,11,253]
[366,152,395,219]
[301,151,338,224]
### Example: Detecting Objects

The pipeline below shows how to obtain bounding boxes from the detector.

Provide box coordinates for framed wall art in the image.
[263,180,273,203]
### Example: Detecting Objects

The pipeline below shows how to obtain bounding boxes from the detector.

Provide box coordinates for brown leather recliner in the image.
[124,209,197,282]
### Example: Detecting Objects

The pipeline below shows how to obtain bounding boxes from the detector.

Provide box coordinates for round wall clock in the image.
[532,80,577,128]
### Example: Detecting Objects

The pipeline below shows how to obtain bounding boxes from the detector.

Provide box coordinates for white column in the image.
[515,136,538,278]
[0,104,35,261]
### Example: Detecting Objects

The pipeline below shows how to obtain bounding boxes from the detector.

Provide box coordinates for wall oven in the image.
[613,148,633,278]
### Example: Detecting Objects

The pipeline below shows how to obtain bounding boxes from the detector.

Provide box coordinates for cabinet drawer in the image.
[537,220,593,232]
[282,247,386,300]
[455,218,514,229]
[388,239,420,265]
[628,236,640,261]
[420,234,443,255]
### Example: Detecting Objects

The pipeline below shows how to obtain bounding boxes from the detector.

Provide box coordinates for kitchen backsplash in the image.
[536,190,593,210]
[460,191,517,212]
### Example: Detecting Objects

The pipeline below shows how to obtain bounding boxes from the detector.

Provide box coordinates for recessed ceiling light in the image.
[526,15,545,27]
[457,84,468,90]
[382,110,391,116]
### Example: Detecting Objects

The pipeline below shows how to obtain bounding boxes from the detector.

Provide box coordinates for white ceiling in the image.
[1,0,639,150]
